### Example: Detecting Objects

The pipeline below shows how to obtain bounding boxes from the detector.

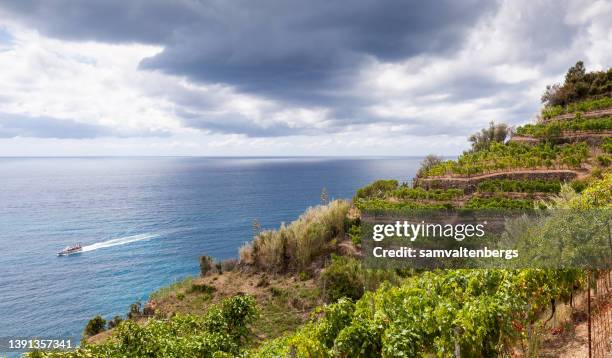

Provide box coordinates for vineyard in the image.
[251,269,584,357]
[515,116,612,138]
[24,63,612,358]
[542,97,612,120]
[420,142,590,178]
[476,179,562,194]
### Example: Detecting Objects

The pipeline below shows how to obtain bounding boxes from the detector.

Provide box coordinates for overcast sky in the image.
[0,0,610,156]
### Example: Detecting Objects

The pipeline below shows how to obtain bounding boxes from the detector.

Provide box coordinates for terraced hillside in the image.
[26,64,612,358]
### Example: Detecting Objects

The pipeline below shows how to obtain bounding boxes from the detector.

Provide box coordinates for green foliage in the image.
[107,316,123,330]
[597,155,611,166]
[354,179,399,200]
[320,255,365,302]
[465,196,535,209]
[388,187,464,201]
[355,197,453,211]
[83,315,106,338]
[569,172,612,208]
[515,116,612,137]
[320,255,400,303]
[542,96,612,119]
[252,269,584,357]
[416,154,444,177]
[421,142,590,177]
[468,121,509,152]
[477,179,561,193]
[603,137,612,153]
[189,283,216,295]
[541,61,612,108]
[348,224,362,246]
[30,295,258,358]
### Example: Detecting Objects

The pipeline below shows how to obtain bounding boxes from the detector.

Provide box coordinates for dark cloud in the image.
[0,0,599,140]
[0,113,171,139]
[0,0,497,102]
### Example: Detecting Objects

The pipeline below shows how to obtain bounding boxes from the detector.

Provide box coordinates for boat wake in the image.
[81,233,159,252]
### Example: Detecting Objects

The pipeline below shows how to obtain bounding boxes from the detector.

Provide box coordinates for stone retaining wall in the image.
[414,170,578,193]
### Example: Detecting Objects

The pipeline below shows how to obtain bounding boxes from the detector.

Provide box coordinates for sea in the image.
[0,157,421,351]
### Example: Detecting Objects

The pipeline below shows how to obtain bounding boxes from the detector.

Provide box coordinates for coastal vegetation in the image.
[238,200,351,273]
[27,62,611,357]
[541,61,612,108]
[515,116,612,138]
[419,142,590,177]
[476,179,562,194]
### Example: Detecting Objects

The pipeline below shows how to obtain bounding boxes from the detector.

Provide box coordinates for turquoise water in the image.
[0,157,420,347]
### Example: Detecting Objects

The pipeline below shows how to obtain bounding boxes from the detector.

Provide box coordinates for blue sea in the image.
[0,157,421,349]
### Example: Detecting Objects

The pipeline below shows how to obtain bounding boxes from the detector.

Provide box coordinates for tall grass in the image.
[239,200,351,272]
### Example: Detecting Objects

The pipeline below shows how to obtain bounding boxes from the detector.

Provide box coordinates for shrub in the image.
[416,154,444,177]
[320,255,365,302]
[349,224,362,246]
[597,155,611,166]
[190,283,216,295]
[199,256,214,276]
[541,61,612,107]
[83,315,106,337]
[477,179,561,193]
[468,121,509,152]
[240,200,350,272]
[127,301,142,319]
[320,255,400,303]
[107,315,123,329]
[354,180,399,200]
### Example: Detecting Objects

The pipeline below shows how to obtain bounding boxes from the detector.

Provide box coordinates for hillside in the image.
[26,63,611,357]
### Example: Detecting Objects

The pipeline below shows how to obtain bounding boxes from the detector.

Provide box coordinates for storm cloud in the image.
[0,0,610,150]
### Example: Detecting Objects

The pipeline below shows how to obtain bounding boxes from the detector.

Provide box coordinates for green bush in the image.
[320,255,365,302]
[253,269,584,357]
[354,180,399,200]
[541,61,612,108]
[348,224,362,246]
[421,142,590,177]
[32,295,258,358]
[477,179,561,193]
[515,116,612,136]
[465,196,535,209]
[83,315,106,338]
[107,316,123,329]
[603,137,612,153]
[319,255,400,303]
[597,155,611,166]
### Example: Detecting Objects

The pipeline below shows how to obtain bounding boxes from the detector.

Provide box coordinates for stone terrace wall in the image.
[414,170,579,194]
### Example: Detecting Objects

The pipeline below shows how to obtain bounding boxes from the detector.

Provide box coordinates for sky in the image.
[0,0,610,156]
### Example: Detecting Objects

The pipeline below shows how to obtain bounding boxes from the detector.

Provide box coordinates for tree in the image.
[541,83,562,106]
[127,301,141,319]
[468,121,508,152]
[83,315,106,337]
[416,154,443,177]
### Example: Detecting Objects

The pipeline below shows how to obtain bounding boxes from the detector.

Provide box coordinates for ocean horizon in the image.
[0,156,422,347]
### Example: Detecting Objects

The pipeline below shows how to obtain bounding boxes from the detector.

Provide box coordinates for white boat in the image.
[57,243,83,256]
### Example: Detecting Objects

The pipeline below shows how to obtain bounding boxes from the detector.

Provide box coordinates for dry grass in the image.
[239,200,351,272]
